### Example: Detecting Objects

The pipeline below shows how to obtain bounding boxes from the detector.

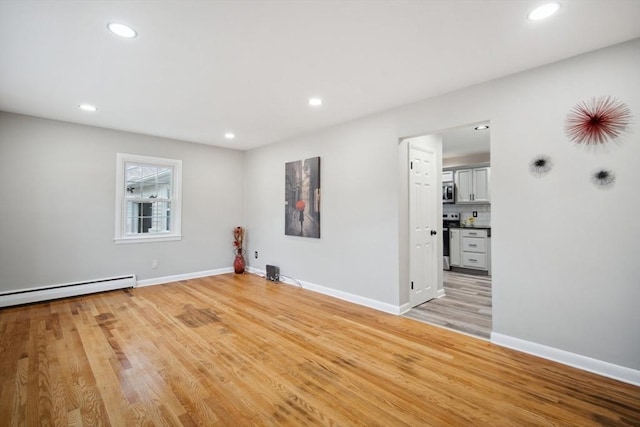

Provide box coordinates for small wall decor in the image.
[285,157,320,238]
[590,168,616,189]
[529,155,553,177]
[565,96,632,146]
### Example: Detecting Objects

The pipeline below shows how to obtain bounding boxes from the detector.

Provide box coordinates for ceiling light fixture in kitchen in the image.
[474,125,489,130]
[224,132,235,139]
[528,3,560,21]
[107,22,137,38]
[308,97,323,107]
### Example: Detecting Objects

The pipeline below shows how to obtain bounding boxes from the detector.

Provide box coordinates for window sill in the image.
[114,234,183,245]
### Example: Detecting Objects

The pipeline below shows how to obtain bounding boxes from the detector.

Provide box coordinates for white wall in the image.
[244,39,640,371]
[491,40,640,372]
[245,115,402,305]
[0,113,244,291]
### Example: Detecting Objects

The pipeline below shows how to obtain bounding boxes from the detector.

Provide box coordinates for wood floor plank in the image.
[405,270,493,338]
[1,273,638,426]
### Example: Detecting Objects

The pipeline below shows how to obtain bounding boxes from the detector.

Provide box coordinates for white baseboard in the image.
[398,291,443,315]
[491,332,640,386]
[136,267,233,287]
[398,302,413,315]
[247,267,404,315]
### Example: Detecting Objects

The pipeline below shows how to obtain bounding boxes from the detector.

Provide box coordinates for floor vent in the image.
[0,275,136,308]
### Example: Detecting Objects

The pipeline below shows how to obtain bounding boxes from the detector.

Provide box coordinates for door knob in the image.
[430,230,437,235]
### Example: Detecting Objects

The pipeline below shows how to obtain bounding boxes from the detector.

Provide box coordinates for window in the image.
[115,153,182,244]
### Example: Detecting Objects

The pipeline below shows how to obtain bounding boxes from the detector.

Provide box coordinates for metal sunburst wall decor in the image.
[565,96,632,146]
[529,155,553,177]
[590,169,616,189]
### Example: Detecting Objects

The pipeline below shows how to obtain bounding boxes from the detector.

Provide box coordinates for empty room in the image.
[1,1,639,425]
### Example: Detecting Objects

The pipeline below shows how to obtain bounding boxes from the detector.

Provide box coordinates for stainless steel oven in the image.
[443,182,455,203]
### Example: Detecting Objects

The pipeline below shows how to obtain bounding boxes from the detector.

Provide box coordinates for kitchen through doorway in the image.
[405,121,492,340]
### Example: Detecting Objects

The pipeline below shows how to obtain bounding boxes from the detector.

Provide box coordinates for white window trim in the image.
[115,153,183,244]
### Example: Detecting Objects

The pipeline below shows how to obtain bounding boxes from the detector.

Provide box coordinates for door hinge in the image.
[411,281,414,290]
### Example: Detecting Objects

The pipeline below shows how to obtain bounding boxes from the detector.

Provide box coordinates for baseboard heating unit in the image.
[0,275,136,308]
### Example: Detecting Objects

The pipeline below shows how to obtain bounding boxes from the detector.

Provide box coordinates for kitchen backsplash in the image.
[443,203,491,227]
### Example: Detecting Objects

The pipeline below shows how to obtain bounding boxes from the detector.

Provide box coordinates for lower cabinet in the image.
[450,229,461,267]
[462,251,486,269]
[450,228,489,271]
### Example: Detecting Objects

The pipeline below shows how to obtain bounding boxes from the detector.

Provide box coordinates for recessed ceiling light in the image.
[79,104,98,112]
[474,125,489,130]
[224,132,235,139]
[107,22,137,38]
[308,97,323,107]
[528,3,560,21]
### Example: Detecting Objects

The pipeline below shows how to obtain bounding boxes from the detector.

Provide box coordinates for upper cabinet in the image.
[455,166,490,203]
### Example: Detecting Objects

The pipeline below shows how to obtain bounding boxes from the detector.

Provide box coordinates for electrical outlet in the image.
[152,259,159,269]
[254,251,258,259]
[473,211,478,217]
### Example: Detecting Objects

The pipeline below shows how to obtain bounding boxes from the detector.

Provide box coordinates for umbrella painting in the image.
[285,157,320,238]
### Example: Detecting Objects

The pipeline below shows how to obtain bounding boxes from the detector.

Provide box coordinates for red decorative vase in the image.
[233,252,245,274]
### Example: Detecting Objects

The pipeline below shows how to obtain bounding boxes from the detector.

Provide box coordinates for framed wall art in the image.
[285,157,320,238]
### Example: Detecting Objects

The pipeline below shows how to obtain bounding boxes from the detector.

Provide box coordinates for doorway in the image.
[403,121,492,340]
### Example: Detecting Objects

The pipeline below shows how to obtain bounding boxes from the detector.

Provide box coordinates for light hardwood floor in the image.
[404,270,492,339]
[1,273,638,426]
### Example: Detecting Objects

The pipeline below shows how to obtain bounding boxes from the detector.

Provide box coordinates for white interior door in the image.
[409,140,439,307]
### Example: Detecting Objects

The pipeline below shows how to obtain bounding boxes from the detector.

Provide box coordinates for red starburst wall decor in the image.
[565,96,632,146]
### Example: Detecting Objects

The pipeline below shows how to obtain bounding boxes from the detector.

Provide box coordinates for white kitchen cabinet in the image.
[460,228,488,270]
[462,236,486,252]
[462,252,486,269]
[450,228,490,271]
[442,170,454,182]
[473,167,490,202]
[455,169,472,203]
[449,228,461,267]
[455,167,490,203]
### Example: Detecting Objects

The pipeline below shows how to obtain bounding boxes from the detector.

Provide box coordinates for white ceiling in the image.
[439,121,491,159]
[1,1,639,151]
